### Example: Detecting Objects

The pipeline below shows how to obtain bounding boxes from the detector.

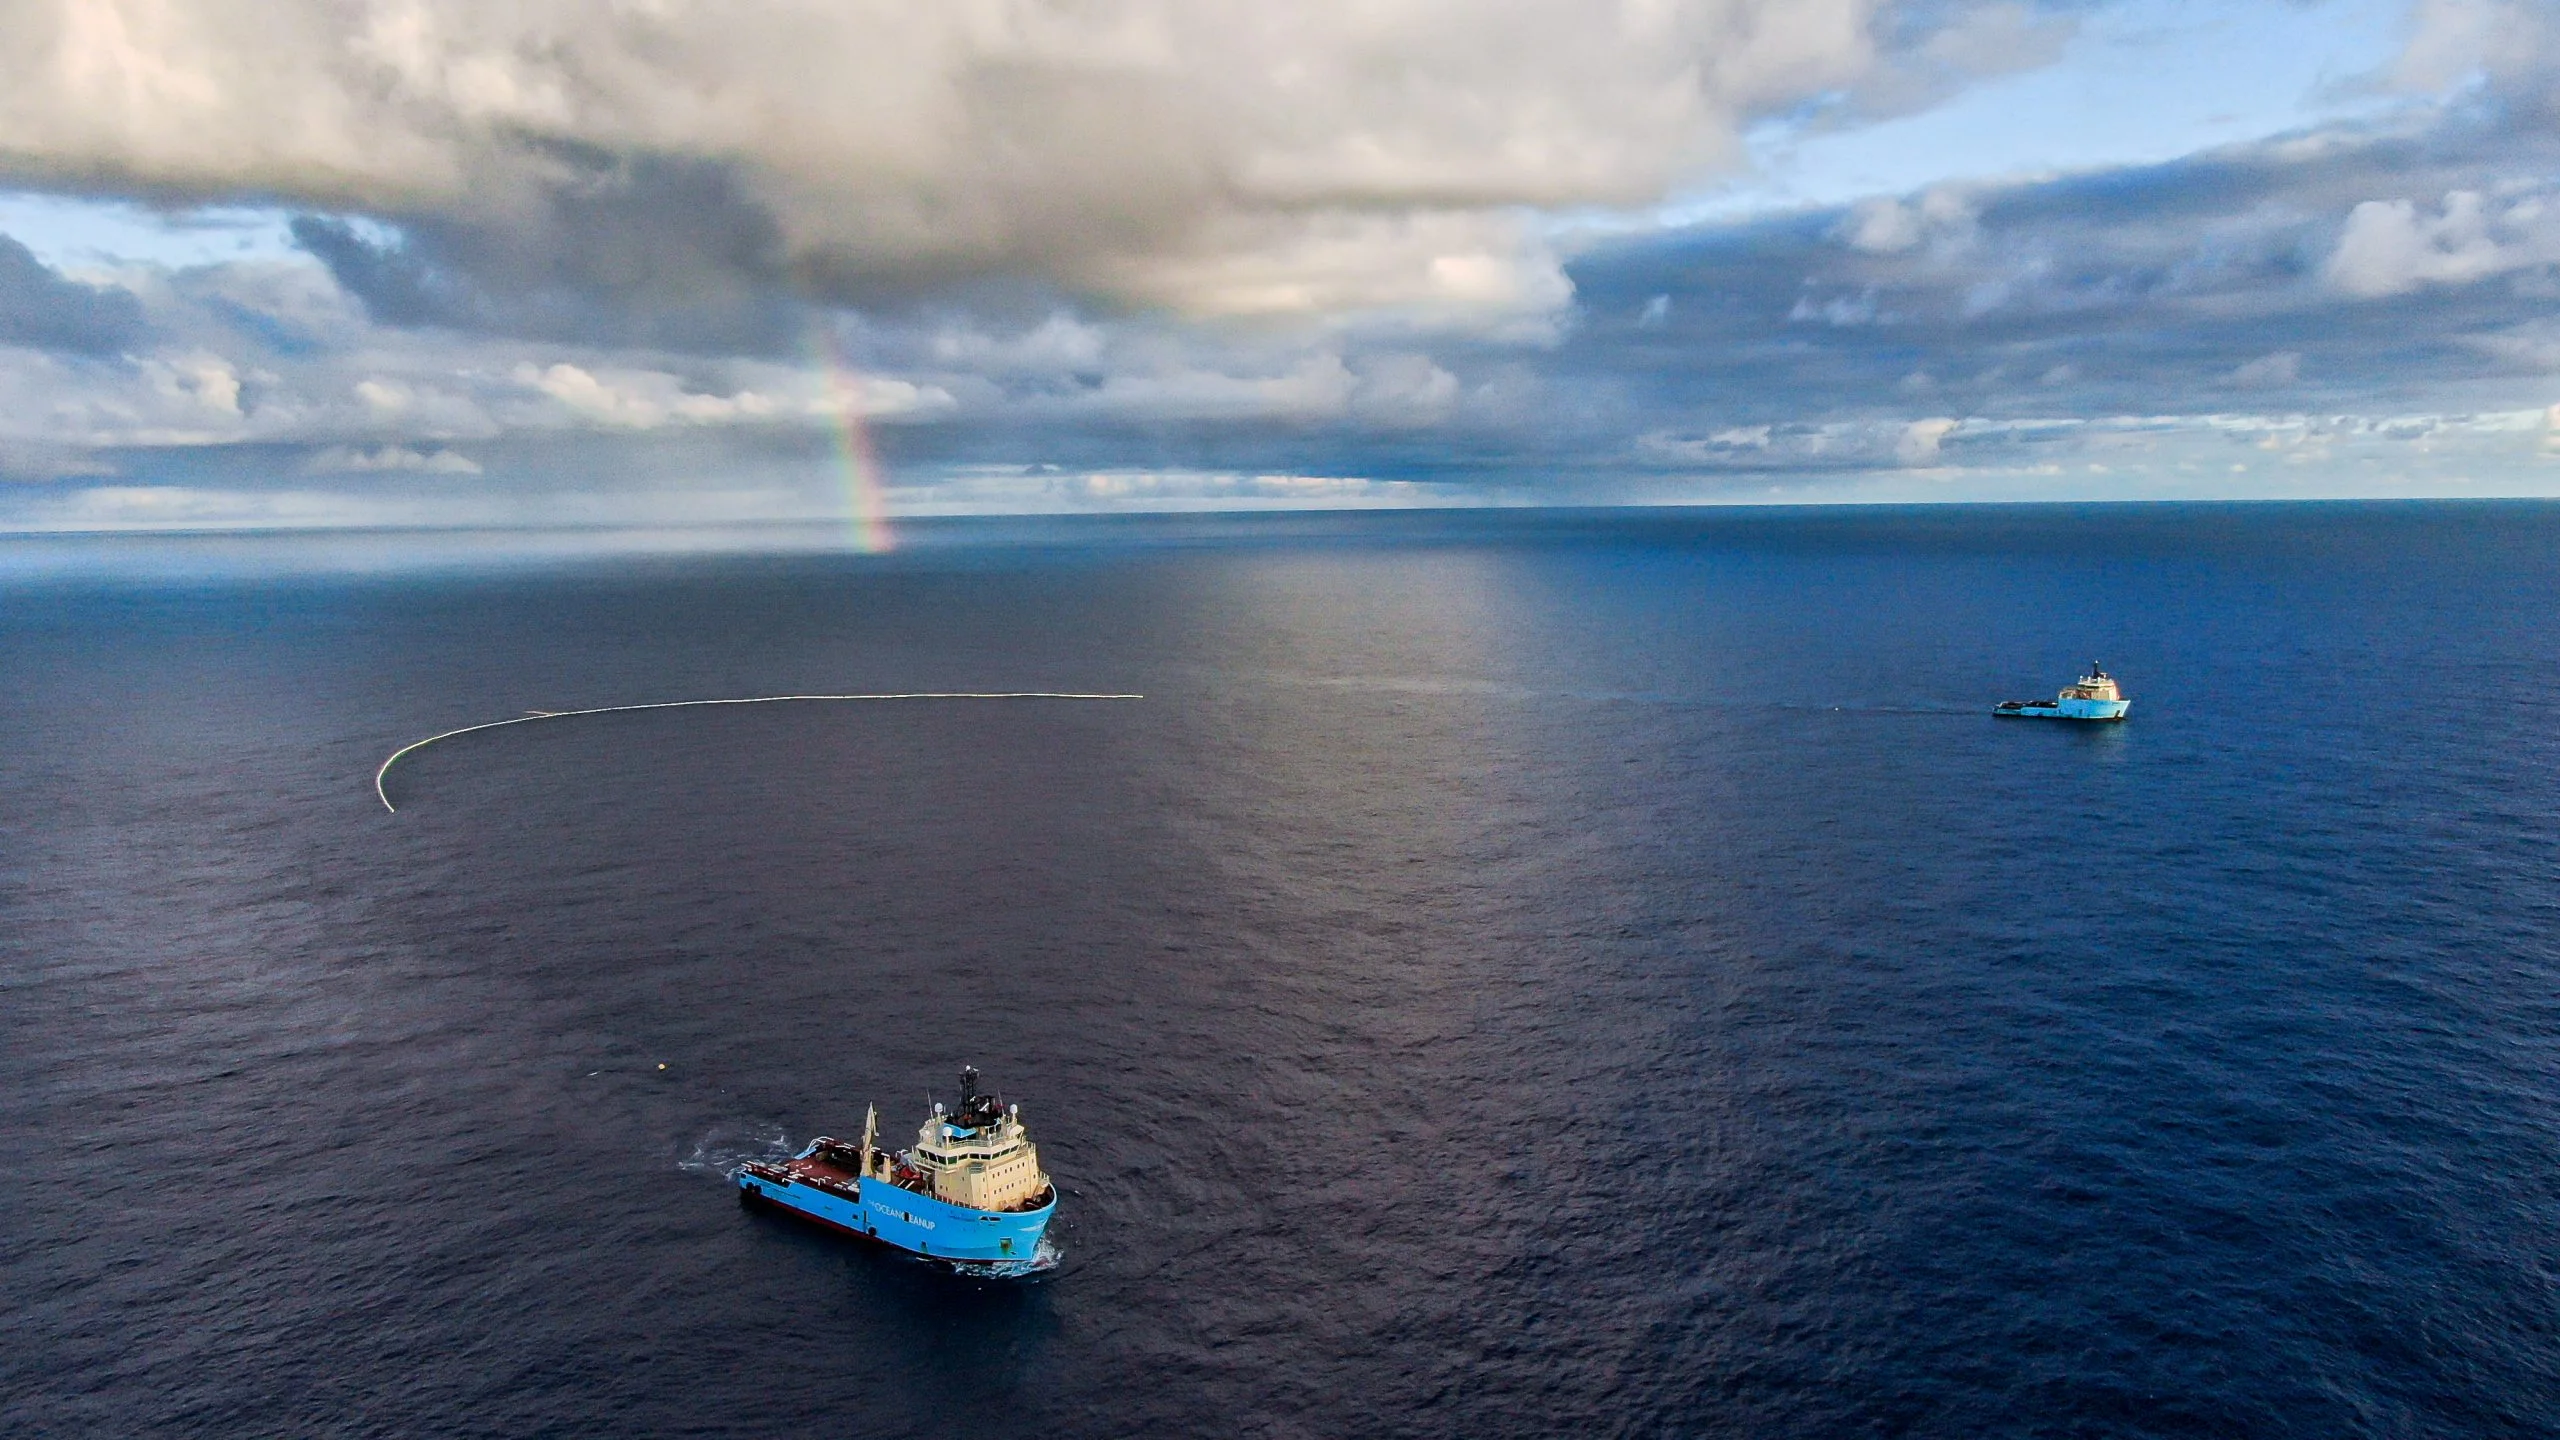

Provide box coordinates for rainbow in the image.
[809,324,895,553]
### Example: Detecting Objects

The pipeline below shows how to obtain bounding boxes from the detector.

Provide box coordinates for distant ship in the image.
[1995,663,2131,721]
[737,1066,1056,1268]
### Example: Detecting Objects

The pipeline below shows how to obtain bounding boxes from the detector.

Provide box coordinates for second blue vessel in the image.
[737,1066,1056,1267]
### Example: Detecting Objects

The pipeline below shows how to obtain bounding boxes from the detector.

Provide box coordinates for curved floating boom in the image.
[374,691,1143,812]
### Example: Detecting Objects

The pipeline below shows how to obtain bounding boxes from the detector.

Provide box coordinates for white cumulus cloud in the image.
[1839,187,1977,255]
[2390,0,2559,102]
[0,0,1894,320]
[2326,190,2560,297]
[304,442,480,473]
[1895,416,1959,464]
[512,360,945,429]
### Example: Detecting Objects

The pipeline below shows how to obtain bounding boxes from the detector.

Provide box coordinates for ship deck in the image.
[742,1151,862,1198]
[783,1155,858,1185]
[743,1137,1055,1213]
[746,1141,941,1202]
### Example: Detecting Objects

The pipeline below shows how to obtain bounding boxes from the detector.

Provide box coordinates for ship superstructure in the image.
[737,1066,1056,1267]
[1996,663,2131,722]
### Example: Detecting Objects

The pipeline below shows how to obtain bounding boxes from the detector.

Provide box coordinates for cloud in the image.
[1561,105,2560,442]
[1838,187,1977,255]
[2390,0,2560,109]
[2228,351,2301,388]
[288,165,804,352]
[924,313,1109,376]
[914,467,1428,513]
[0,438,118,481]
[21,15,2560,522]
[2326,190,2560,297]
[2464,318,2560,371]
[0,232,147,352]
[1349,353,1461,427]
[1633,415,1988,472]
[0,0,1975,326]
[1789,286,1885,326]
[1895,416,1959,464]
[1850,0,2076,119]
[161,353,241,415]
[303,442,479,473]
[1079,210,1575,329]
[511,360,944,430]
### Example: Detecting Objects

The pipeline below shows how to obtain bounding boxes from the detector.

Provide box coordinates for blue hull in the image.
[1995,700,2130,721]
[739,1168,1054,1265]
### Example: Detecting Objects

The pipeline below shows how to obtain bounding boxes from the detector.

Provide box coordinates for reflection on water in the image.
[6,504,2560,1437]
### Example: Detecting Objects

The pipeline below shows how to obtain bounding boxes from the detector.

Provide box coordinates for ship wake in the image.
[678,1123,796,1181]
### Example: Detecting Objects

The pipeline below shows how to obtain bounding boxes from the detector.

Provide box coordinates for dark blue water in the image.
[5,503,2558,1437]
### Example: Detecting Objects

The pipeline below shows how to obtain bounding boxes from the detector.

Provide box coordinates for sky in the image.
[1,0,2558,532]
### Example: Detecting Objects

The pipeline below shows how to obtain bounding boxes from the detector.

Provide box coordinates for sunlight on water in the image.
[7,504,2559,1436]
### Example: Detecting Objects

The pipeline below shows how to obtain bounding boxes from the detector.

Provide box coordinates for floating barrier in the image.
[374,691,1143,812]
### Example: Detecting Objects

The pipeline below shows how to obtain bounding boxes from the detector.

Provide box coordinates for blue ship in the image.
[1995,663,2131,721]
[737,1067,1056,1268]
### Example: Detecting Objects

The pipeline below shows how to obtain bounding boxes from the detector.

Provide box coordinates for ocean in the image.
[4,502,2556,1437]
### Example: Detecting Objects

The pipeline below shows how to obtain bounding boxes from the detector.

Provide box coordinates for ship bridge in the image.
[881,1066,1053,1213]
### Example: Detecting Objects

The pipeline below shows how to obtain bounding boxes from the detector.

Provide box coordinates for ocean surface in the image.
[4,502,2557,1437]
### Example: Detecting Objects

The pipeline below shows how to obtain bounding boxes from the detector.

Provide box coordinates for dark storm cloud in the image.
[292,155,807,354]
[0,233,146,354]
